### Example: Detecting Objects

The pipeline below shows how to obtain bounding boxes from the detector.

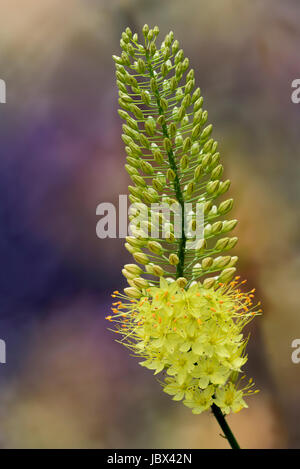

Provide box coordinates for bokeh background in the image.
[0,0,299,449]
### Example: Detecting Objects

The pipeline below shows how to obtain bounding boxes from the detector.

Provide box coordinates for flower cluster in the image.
[108,277,261,414]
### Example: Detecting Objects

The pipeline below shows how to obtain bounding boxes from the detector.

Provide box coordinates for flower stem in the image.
[211,403,240,449]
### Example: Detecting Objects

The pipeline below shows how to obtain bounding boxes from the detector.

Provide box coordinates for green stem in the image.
[211,403,241,449]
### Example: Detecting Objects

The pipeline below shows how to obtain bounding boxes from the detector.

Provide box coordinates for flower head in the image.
[108,277,260,414]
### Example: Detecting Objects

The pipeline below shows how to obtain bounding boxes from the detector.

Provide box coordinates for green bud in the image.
[192,123,201,140]
[152,265,165,277]
[194,97,204,112]
[200,124,213,141]
[124,264,143,276]
[122,268,136,280]
[202,257,213,269]
[202,153,212,167]
[126,236,146,248]
[141,90,151,105]
[175,49,184,64]
[180,155,189,170]
[167,168,176,181]
[203,277,216,289]
[126,156,140,169]
[200,110,208,125]
[192,263,202,276]
[168,123,177,138]
[169,253,179,265]
[172,40,179,54]
[164,138,172,153]
[215,237,229,251]
[133,252,150,265]
[183,137,191,152]
[125,243,139,254]
[204,224,212,237]
[211,221,223,235]
[147,241,163,255]
[226,237,238,250]
[203,138,214,152]
[192,87,201,103]
[218,267,236,283]
[145,118,156,136]
[142,24,149,36]
[139,133,150,149]
[211,164,223,180]
[218,179,231,195]
[206,180,219,194]
[222,219,238,233]
[218,198,233,215]
[213,256,231,269]
[185,79,195,94]
[132,277,149,289]
[125,164,138,176]
[124,287,142,298]
[130,104,143,120]
[194,164,204,182]
[140,160,153,175]
[176,277,188,288]
[186,182,194,198]
[132,175,146,187]
[191,142,199,155]
[195,239,207,254]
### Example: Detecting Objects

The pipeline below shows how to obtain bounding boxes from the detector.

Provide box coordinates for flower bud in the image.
[124,264,143,275]
[227,256,238,267]
[203,277,216,289]
[226,237,238,250]
[218,198,233,215]
[124,287,142,298]
[218,179,231,195]
[218,267,236,283]
[194,97,204,112]
[213,256,231,269]
[183,137,191,152]
[142,24,149,36]
[192,263,202,275]
[215,237,229,251]
[211,164,223,180]
[132,277,149,289]
[122,268,136,280]
[202,257,213,270]
[133,252,150,265]
[206,180,219,195]
[180,155,189,170]
[147,240,163,255]
[126,236,146,248]
[132,175,146,187]
[176,277,188,288]
[167,168,176,181]
[222,219,238,233]
[169,254,179,265]
[164,138,172,153]
[211,221,223,235]
[192,123,201,140]
[195,239,207,254]
[152,265,165,277]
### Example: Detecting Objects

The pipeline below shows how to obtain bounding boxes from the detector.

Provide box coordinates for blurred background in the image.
[0,0,299,448]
